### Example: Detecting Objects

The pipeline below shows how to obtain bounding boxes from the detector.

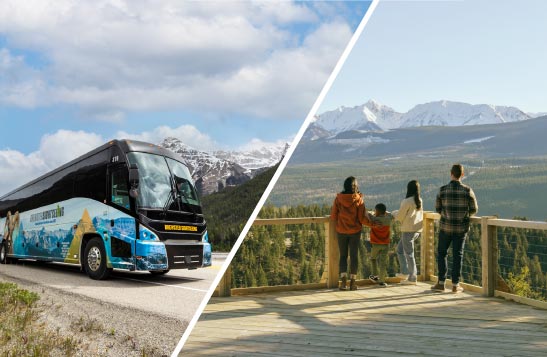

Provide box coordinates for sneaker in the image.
[349,278,357,291]
[378,282,389,287]
[452,284,464,293]
[396,273,408,279]
[400,279,417,285]
[431,282,446,292]
[339,276,347,291]
[369,275,379,283]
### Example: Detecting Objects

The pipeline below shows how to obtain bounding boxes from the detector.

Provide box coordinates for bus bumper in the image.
[133,240,211,271]
[163,241,211,270]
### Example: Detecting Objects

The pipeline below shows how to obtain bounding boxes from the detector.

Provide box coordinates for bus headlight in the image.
[202,231,209,243]
[139,224,159,241]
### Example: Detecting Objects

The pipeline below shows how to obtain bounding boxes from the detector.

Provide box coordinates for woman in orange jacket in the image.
[330,176,370,290]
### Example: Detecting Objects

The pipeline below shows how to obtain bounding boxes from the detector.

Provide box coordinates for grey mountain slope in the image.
[292,116,547,164]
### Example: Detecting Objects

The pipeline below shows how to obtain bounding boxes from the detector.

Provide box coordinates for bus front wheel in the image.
[83,237,112,280]
[0,242,7,264]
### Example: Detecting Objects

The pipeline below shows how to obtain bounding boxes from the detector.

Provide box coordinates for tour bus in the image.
[0,139,211,279]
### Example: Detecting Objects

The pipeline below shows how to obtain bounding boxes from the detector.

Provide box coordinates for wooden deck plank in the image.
[184,318,547,356]
[181,283,547,356]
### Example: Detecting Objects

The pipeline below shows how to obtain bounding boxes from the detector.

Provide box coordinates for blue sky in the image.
[0,1,371,195]
[320,0,547,114]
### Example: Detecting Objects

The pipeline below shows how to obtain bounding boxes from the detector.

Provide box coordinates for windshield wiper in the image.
[161,188,175,218]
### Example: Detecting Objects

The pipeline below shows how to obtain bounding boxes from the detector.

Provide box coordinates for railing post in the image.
[420,213,436,282]
[325,219,339,289]
[481,216,497,297]
[215,265,232,297]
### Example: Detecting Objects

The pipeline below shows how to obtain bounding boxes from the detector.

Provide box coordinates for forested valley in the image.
[230,204,547,302]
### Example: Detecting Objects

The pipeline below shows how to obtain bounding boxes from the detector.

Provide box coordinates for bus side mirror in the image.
[129,164,139,199]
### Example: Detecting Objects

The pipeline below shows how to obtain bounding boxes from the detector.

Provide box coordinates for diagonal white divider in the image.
[171,1,380,355]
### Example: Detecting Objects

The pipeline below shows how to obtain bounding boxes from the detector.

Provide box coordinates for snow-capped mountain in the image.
[528,112,547,118]
[400,101,531,127]
[312,100,532,138]
[160,137,285,195]
[214,142,288,171]
[314,100,403,135]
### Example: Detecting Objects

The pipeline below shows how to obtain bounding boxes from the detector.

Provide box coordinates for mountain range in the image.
[312,100,535,137]
[294,100,547,163]
[161,137,286,195]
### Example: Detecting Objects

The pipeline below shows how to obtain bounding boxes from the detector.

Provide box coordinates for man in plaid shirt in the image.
[431,164,478,293]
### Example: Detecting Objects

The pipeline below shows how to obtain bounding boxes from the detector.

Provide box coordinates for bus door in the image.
[107,163,137,270]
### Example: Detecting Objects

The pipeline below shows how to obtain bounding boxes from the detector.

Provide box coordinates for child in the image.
[365,203,393,287]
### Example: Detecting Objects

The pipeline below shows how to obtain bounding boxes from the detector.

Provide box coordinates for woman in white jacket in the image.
[394,180,423,284]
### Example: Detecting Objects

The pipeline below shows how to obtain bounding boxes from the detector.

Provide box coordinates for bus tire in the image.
[0,241,7,264]
[83,237,112,280]
[149,269,170,276]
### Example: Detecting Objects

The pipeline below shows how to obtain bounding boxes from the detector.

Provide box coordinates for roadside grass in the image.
[1,281,167,356]
[0,282,79,356]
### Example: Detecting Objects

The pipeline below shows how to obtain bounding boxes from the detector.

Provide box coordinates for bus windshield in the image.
[127,152,200,209]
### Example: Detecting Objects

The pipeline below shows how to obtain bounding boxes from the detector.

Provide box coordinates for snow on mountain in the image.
[528,112,547,118]
[160,137,285,195]
[463,136,495,144]
[314,100,403,135]
[214,142,288,171]
[311,100,533,137]
[400,101,531,127]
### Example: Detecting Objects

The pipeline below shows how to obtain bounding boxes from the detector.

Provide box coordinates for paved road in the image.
[0,253,225,323]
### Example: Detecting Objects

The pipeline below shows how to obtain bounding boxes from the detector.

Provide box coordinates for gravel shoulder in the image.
[1,274,187,356]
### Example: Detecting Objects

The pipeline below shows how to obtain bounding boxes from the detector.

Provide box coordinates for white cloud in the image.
[116,125,218,152]
[237,137,290,152]
[0,48,47,108]
[0,123,292,195]
[0,129,104,196]
[0,149,47,195]
[38,130,104,168]
[0,1,354,120]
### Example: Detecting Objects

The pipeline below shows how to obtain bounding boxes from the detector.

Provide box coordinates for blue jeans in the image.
[397,232,420,281]
[437,231,467,285]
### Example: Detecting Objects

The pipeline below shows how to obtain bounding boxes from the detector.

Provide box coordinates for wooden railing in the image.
[215,213,547,309]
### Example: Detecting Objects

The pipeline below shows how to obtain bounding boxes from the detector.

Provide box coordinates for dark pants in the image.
[338,232,360,275]
[437,230,468,285]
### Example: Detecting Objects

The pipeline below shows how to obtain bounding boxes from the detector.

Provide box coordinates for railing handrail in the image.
[424,211,547,230]
[216,212,547,310]
[253,217,329,226]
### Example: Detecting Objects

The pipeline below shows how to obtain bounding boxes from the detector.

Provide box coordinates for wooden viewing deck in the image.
[181,214,547,356]
[182,282,547,356]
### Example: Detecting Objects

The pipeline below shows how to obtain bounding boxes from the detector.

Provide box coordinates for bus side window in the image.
[111,168,130,210]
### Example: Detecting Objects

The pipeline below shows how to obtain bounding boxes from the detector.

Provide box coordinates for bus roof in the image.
[0,139,185,200]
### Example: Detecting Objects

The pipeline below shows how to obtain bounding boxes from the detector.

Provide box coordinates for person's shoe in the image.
[400,279,417,285]
[369,275,379,283]
[349,278,357,291]
[378,282,389,287]
[431,282,446,292]
[339,276,347,291]
[452,284,464,293]
[396,273,408,279]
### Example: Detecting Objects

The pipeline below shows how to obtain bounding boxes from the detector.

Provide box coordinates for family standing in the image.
[330,163,477,293]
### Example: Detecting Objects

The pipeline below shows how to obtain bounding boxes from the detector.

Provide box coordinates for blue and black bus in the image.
[0,139,211,279]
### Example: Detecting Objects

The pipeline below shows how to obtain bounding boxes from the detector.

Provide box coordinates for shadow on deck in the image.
[181,282,547,356]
